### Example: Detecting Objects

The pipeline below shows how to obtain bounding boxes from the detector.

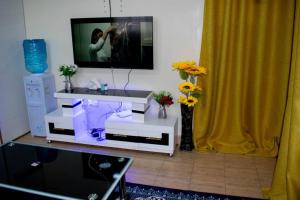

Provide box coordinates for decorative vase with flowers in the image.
[153,91,174,119]
[172,61,207,151]
[58,64,77,92]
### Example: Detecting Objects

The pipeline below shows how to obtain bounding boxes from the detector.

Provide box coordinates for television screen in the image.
[71,16,153,69]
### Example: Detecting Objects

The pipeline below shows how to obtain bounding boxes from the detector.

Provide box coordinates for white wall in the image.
[23,0,204,128]
[0,0,30,143]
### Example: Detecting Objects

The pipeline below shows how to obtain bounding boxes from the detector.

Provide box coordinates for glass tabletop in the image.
[57,87,152,98]
[0,142,133,200]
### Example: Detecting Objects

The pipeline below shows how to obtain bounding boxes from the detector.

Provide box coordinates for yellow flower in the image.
[194,86,203,91]
[172,61,196,71]
[186,96,198,107]
[179,82,195,93]
[177,96,187,104]
[198,66,207,74]
[185,66,207,76]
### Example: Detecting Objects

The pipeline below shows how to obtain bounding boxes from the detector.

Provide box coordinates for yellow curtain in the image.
[194,0,295,156]
[268,0,300,199]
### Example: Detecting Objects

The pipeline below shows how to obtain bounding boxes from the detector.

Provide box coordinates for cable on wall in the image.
[120,0,123,15]
[103,0,112,17]
[111,68,116,89]
[123,68,133,91]
[105,0,116,90]
[105,0,124,16]
[104,0,131,93]
[108,0,112,18]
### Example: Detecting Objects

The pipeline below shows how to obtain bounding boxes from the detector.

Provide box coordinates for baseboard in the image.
[12,131,31,141]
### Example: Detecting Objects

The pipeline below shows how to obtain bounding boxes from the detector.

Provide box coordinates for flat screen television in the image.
[71,16,153,69]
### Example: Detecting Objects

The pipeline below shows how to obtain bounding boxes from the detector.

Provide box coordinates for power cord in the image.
[120,0,123,15]
[116,102,123,112]
[107,102,132,118]
[111,67,133,91]
[111,68,116,89]
[123,68,133,91]
[108,0,112,18]
[106,0,123,17]
[103,0,111,18]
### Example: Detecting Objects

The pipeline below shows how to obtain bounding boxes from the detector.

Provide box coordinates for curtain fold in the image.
[194,0,294,156]
[268,0,300,199]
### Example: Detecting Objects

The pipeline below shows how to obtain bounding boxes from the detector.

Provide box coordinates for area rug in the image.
[126,182,261,200]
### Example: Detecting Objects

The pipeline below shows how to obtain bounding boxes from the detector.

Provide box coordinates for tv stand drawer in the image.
[105,133,169,145]
[105,128,139,137]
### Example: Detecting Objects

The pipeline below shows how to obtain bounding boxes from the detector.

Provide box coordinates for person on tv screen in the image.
[89,26,115,62]
[109,22,141,64]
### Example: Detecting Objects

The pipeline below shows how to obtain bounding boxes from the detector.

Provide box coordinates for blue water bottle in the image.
[23,39,48,73]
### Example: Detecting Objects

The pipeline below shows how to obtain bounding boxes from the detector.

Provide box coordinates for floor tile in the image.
[189,182,225,195]
[191,167,225,184]
[158,161,193,179]
[255,157,276,175]
[258,171,274,188]
[126,172,156,186]
[225,168,259,187]
[225,184,263,199]
[225,154,256,170]
[154,176,190,190]
[164,150,195,164]
[130,157,163,176]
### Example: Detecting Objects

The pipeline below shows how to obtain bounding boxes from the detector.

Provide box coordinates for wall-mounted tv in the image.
[71,16,153,69]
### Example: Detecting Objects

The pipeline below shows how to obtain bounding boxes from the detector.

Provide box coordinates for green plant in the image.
[58,64,77,77]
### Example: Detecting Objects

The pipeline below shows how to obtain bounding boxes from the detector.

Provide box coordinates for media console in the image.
[45,88,178,156]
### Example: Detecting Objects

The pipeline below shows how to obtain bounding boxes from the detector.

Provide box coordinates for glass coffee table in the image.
[0,142,133,200]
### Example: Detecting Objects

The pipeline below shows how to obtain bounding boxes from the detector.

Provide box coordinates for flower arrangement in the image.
[58,64,77,77]
[58,64,78,92]
[172,61,207,107]
[153,91,174,107]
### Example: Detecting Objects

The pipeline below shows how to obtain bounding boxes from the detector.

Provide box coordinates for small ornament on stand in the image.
[153,91,174,119]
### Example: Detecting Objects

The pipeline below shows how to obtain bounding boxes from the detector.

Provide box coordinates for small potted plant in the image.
[153,91,174,119]
[58,64,77,92]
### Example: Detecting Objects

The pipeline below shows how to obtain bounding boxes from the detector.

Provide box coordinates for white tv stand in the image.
[45,88,178,156]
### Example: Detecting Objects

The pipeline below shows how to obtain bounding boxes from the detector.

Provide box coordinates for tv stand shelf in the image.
[45,87,178,156]
[55,88,153,103]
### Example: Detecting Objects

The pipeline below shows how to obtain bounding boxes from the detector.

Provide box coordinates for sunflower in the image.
[172,61,196,71]
[186,96,198,107]
[198,66,207,74]
[177,95,187,104]
[185,66,207,76]
[178,82,195,93]
[194,86,203,91]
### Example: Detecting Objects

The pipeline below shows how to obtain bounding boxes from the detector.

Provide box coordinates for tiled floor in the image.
[16,134,276,199]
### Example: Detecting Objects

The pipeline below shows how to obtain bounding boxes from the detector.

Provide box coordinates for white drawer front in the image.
[139,129,162,138]
[51,120,73,129]
[105,128,139,136]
